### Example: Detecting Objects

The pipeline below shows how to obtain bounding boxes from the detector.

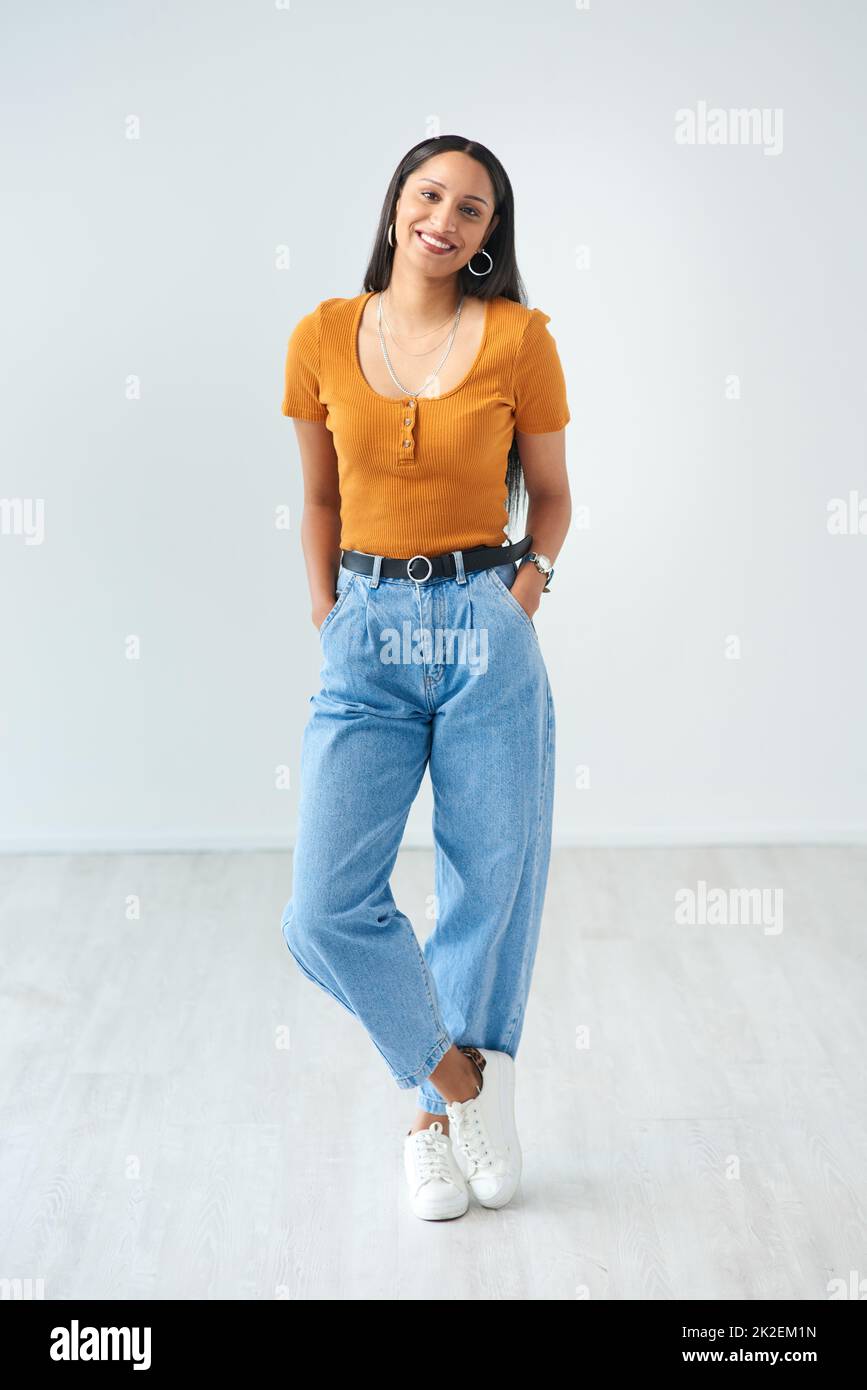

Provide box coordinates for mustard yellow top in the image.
[281,291,570,559]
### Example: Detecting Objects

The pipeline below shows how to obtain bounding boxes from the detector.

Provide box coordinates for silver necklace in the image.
[376,291,464,398]
[379,298,459,344]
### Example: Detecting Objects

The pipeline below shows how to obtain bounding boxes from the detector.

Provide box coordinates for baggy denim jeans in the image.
[280,546,556,1116]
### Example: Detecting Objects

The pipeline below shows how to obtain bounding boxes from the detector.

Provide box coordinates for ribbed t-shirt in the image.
[280,290,570,558]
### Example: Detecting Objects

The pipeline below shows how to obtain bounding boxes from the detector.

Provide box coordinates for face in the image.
[392,151,500,276]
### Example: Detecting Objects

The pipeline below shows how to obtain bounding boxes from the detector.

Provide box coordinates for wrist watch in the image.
[522,552,555,592]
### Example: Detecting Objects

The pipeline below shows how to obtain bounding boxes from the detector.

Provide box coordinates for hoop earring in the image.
[467,247,493,277]
[388,221,396,249]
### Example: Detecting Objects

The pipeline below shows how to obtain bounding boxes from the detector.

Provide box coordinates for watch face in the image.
[535,554,552,571]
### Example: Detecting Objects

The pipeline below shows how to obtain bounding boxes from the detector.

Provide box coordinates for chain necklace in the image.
[379,312,455,357]
[377,291,465,398]
[379,295,459,346]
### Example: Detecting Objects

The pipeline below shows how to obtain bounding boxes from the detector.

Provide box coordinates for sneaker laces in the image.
[410,1121,459,1187]
[446,1096,494,1178]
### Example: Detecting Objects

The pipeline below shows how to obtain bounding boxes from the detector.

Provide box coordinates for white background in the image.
[2,0,865,850]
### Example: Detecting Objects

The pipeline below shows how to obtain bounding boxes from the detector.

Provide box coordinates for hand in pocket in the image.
[313,595,338,631]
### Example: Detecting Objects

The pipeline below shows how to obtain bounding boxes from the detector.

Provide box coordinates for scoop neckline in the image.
[351,289,492,404]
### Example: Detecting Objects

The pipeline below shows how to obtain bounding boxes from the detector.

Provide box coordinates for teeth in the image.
[419,231,453,249]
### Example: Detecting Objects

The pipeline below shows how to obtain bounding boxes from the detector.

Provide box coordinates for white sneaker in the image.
[446,1047,522,1209]
[403,1120,469,1220]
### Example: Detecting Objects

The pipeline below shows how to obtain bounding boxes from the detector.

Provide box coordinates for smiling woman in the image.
[276,133,572,1223]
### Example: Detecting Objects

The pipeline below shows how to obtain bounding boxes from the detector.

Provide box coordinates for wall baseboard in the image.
[1,825,867,853]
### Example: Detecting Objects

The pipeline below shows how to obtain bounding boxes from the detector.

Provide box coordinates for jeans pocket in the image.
[487,564,539,641]
[318,571,356,636]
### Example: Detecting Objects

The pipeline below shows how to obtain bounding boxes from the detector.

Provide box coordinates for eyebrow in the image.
[417,177,489,208]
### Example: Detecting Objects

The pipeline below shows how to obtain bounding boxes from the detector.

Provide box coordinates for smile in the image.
[416,229,456,253]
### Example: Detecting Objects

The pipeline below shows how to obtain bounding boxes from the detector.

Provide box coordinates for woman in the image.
[279,135,571,1221]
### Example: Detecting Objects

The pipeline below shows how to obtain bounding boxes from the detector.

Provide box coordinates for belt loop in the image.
[370,555,383,588]
[451,549,467,586]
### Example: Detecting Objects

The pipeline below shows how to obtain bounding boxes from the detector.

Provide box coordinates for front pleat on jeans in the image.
[361,575,377,654]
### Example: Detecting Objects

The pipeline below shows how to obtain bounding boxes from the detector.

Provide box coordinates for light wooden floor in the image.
[0,846,864,1300]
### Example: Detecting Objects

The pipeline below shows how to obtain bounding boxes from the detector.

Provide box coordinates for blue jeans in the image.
[280,547,556,1116]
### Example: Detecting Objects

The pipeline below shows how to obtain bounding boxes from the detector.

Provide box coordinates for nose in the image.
[433,207,458,233]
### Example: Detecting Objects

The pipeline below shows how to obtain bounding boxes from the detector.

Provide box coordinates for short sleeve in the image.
[281,304,328,421]
[512,308,571,433]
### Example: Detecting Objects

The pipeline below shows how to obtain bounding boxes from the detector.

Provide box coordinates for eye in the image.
[419,189,480,217]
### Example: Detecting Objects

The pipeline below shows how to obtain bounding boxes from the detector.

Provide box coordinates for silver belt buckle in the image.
[406,553,433,584]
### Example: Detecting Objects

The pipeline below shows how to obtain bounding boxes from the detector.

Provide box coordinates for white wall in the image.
[2,0,865,850]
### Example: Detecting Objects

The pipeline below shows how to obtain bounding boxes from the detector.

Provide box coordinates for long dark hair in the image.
[361,135,530,536]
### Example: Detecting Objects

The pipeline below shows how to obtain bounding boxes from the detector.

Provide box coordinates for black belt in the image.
[340,535,533,582]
